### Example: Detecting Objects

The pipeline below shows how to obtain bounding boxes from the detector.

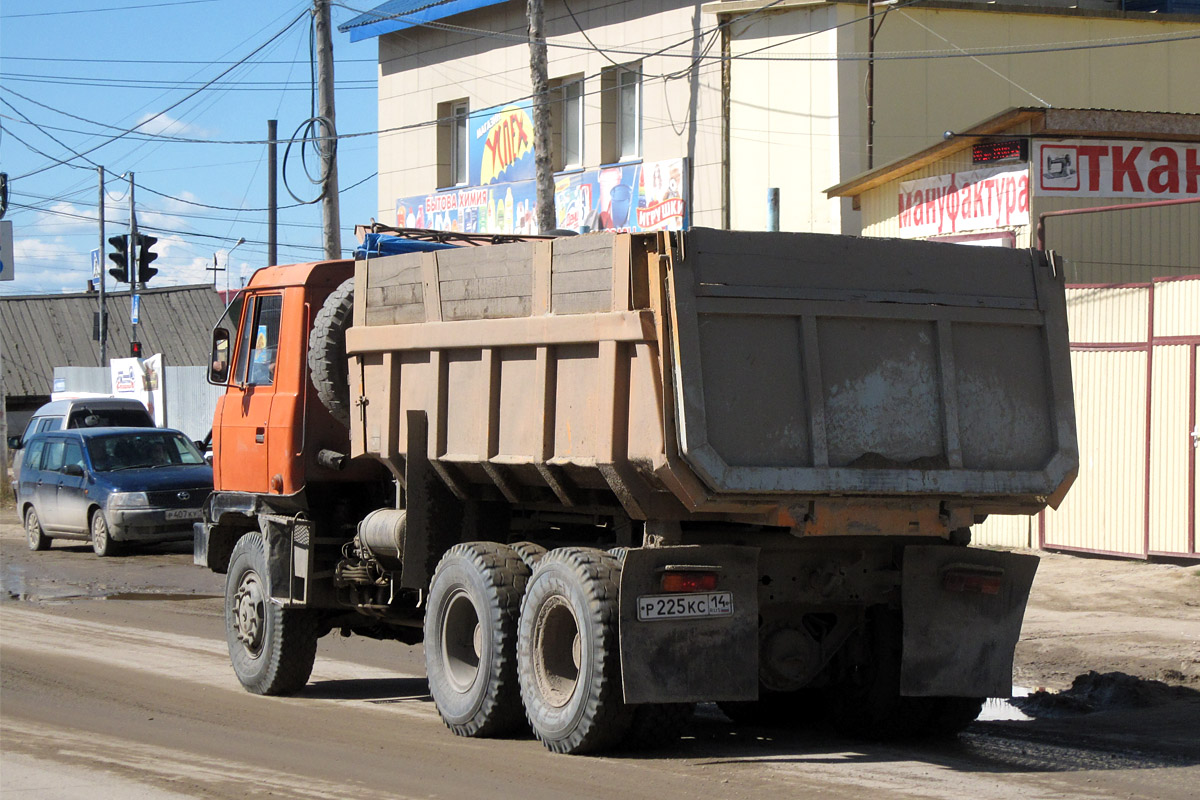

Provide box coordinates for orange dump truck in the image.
[197,227,1077,754]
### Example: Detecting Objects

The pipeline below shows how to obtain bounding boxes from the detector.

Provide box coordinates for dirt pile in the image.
[1013,670,1200,718]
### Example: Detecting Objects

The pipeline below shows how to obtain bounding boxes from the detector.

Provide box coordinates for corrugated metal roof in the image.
[1,284,225,399]
[339,0,508,42]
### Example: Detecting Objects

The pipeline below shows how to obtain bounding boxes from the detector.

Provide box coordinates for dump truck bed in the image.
[346,229,1077,528]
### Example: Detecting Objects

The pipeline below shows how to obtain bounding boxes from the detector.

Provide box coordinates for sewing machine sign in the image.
[1035,139,1198,199]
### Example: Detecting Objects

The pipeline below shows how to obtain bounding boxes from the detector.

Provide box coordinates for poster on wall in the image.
[396,157,689,235]
[1034,139,1198,198]
[897,166,1029,238]
[110,353,165,427]
[469,102,536,187]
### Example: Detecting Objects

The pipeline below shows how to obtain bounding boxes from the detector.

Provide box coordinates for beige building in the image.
[342,0,1200,236]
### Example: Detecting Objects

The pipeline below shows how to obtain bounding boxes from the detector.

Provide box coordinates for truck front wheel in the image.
[518,548,631,754]
[225,532,318,695]
[425,542,530,737]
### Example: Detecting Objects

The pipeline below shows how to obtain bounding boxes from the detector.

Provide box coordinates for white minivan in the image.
[8,397,155,482]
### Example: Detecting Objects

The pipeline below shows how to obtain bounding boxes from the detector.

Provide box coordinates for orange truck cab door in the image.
[212,284,310,495]
[219,292,283,493]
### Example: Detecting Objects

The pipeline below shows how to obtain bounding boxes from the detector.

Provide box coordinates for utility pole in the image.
[528,0,555,233]
[315,0,342,258]
[98,166,107,365]
[867,0,876,170]
[268,119,278,266]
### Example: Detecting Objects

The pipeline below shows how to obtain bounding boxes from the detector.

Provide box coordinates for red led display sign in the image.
[972,139,1028,164]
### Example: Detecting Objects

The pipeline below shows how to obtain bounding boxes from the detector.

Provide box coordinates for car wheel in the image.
[25,508,50,551]
[91,510,119,557]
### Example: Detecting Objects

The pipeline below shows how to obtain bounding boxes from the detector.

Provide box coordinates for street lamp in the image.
[224,237,245,305]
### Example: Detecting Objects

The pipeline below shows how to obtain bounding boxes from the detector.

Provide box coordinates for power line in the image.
[336,0,1200,64]
[1,56,376,65]
[0,73,376,92]
[3,0,221,18]
[11,9,310,181]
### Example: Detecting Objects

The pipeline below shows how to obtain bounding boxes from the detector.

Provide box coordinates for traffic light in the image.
[107,234,130,283]
[130,341,142,358]
[136,233,159,284]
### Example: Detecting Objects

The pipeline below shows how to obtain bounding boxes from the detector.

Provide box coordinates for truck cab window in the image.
[237,294,283,386]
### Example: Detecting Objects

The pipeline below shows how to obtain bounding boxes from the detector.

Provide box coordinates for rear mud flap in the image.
[618,545,759,704]
[901,546,1039,698]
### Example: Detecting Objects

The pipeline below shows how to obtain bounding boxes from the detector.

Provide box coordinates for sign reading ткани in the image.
[896,139,1198,238]
[1034,139,1199,199]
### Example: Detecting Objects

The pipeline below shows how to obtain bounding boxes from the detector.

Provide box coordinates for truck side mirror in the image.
[210,329,232,385]
[63,463,85,477]
[6,435,23,450]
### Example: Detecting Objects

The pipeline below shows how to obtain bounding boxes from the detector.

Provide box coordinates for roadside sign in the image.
[91,248,101,278]
[131,294,140,325]
[0,220,13,281]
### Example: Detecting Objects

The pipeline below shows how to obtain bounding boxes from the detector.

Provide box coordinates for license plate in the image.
[637,592,733,622]
[165,509,202,521]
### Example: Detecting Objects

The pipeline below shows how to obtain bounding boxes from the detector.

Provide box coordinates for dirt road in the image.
[2,511,1198,799]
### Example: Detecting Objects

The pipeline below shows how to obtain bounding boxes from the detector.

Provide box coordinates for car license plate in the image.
[637,592,733,622]
[165,509,201,521]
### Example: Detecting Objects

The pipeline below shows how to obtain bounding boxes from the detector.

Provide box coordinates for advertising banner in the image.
[470,102,536,187]
[898,166,1029,238]
[110,353,165,427]
[1034,139,1199,198]
[396,157,689,235]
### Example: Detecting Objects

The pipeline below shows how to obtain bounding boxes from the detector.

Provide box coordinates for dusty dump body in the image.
[349,229,1077,530]
[200,227,1078,755]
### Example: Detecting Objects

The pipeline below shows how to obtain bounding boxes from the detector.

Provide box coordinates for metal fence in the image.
[974,276,1199,559]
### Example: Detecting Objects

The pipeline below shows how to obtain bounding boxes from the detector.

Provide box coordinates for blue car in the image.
[17,427,213,557]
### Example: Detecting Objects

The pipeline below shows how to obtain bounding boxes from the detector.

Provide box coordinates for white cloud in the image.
[134,113,211,139]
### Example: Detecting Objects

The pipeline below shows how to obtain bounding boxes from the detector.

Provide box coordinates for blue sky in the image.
[0,0,381,297]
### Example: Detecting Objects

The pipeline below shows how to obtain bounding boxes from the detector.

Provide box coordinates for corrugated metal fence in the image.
[975,276,1199,559]
[53,366,223,442]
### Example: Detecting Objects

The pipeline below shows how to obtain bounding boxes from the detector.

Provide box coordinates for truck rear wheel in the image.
[425,542,531,737]
[918,696,986,737]
[518,547,631,754]
[831,608,930,740]
[308,277,354,427]
[225,532,318,695]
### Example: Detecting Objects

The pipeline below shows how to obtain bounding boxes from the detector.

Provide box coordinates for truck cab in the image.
[199,259,389,571]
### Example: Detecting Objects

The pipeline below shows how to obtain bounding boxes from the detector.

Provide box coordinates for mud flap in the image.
[901,546,1039,698]
[618,545,759,704]
[258,514,315,607]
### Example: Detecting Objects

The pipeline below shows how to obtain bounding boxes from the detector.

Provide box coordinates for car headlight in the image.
[108,491,149,509]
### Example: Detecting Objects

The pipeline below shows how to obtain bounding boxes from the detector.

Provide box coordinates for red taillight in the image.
[943,568,1003,595]
[660,571,719,593]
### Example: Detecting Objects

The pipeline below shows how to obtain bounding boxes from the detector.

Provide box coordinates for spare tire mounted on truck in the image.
[308,277,354,427]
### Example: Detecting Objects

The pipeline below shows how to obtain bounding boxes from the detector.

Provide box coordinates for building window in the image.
[438,99,469,187]
[555,77,584,169]
[601,63,641,163]
[617,66,641,160]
